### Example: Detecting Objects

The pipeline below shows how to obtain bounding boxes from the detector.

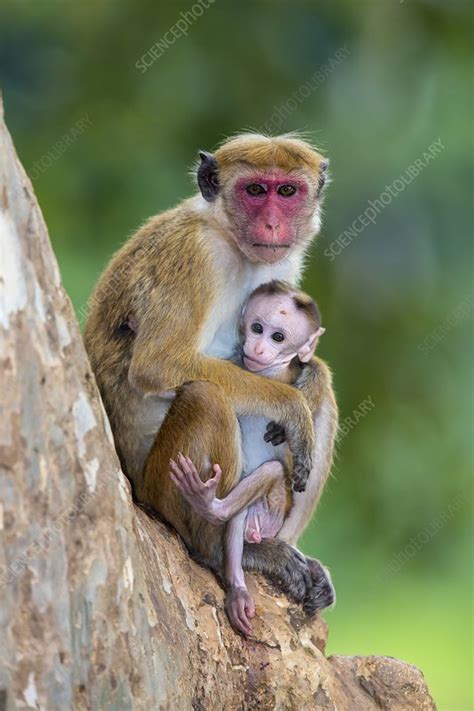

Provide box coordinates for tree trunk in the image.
[0,99,436,711]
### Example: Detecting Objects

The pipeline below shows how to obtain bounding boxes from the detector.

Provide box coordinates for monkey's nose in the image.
[265,222,280,234]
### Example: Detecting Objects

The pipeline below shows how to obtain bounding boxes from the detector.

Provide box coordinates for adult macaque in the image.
[170,281,333,635]
[84,133,338,615]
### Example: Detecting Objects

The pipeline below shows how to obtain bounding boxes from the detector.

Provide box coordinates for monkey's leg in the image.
[223,510,256,637]
[142,381,315,606]
[140,380,243,559]
[244,475,287,544]
[273,400,337,615]
[170,456,285,526]
[170,453,310,618]
[277,392,338,546]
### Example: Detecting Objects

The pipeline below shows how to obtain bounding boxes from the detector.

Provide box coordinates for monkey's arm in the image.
[130,325,310,420]
[296,357,328,417]
[264,357,326,446]
[224,511,256,636]
[277,358,338,546]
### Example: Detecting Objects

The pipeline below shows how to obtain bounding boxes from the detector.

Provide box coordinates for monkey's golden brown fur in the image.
[214,133,324,174]
[84,133,338,612]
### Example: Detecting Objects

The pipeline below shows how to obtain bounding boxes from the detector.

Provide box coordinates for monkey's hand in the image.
[224,586,256,637]
[292,453,312,493]
[264,421,286,446]
[281,394,315,492]
[169,454,226,525]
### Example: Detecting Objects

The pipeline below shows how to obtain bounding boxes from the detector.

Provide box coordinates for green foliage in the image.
[1,1,472,706]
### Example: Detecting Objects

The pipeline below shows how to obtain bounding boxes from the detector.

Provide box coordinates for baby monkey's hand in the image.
[264,422,312,491]
[264,421,286,446]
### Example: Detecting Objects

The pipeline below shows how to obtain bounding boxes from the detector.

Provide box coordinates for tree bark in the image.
[0,99,436,711]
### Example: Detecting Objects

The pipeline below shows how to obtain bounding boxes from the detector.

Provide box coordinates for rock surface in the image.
[0,99,436,710]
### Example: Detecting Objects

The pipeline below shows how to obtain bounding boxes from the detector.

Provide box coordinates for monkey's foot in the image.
[302,557,336,616]
[169,454,225,525]
[279,547,315,603]
[243,540,313,605]
[224,585,256,637]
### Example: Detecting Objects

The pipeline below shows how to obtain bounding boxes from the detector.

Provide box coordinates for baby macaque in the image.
[170,281,326,635]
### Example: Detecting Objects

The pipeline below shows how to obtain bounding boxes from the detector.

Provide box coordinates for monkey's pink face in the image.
[230,173,314,263]
[242,294,316,373]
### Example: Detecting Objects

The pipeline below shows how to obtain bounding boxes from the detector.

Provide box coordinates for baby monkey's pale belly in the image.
[240,416,289,542]
[240,416,287,475]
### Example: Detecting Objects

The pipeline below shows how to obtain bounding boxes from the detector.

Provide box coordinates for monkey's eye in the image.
[251,322,263,334]
[271,332,285,342]
[246,183,266,196]
[277,184,297,197]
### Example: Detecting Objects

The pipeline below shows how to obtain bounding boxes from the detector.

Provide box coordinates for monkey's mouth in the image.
[243,353,270,371]
[252,243,291,249]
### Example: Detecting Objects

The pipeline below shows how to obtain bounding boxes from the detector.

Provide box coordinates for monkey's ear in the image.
[197,151,219,202]
[317,159,329,197]
[298,327,325,362]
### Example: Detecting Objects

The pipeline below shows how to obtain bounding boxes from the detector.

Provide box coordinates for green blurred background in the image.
[1,0,472,707]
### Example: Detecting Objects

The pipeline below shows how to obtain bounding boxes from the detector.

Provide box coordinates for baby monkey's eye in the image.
[251,322,263,334]
[271,332,285,342]
[246,183,266,196]
[277,184,297,197]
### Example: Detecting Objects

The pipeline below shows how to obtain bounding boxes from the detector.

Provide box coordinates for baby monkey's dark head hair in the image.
[248,280,322,330]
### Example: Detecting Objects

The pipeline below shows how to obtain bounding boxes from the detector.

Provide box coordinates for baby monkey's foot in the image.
[169,453,225,525]
[225,586,256,637]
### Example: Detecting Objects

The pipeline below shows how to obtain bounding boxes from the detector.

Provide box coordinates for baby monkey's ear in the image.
[298,327,325,363]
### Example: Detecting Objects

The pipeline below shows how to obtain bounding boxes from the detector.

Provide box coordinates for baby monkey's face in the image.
[242,293,323,373]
